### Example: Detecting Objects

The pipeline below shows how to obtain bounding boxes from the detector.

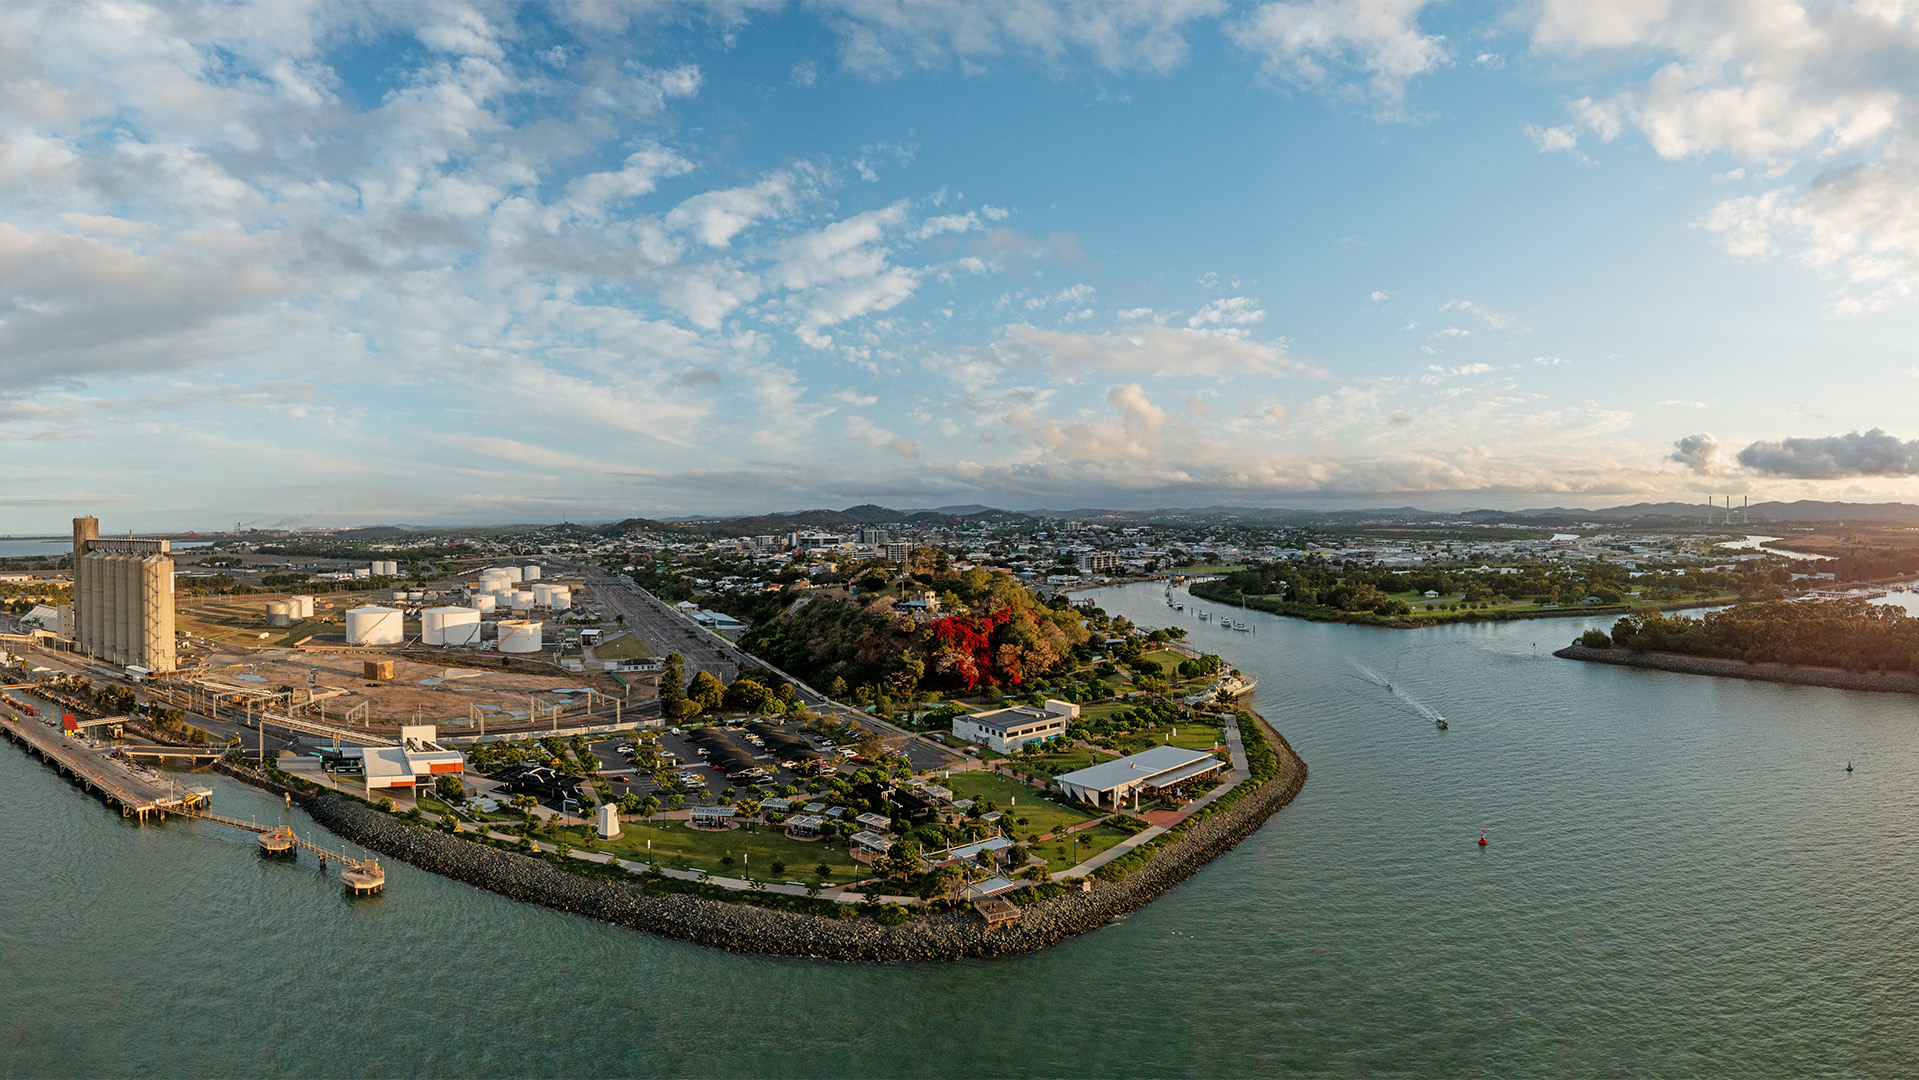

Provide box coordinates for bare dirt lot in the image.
[193,649,626,724]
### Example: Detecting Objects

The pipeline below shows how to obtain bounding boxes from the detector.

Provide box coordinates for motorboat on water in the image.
[1435,716,1449,730]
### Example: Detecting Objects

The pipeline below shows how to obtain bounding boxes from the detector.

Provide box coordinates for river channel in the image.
[5,580,1919,1076]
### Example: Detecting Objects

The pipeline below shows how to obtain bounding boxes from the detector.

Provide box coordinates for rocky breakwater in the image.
[289,714,1308,963]
[1556,644,1919,695]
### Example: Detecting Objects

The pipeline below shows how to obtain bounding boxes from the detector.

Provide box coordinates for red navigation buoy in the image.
[1477,831,1488,847]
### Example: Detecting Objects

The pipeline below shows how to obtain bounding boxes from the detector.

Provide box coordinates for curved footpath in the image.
[1555,644,1919,695]
[219,716,1307,962]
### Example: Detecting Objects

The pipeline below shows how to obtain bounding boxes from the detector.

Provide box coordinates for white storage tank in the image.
[546,587,571,611]
[523,565,541,581]
[498,619,543,653]
[289,595,315,619]
[353,568,370,579]
[406,591,424,601]
[386,561,401,577]
[422,605,483,646]
[509,590,535,611]
[345,605,403,645]
[265,600,293,627]
[484,566,522,584]
[469,593,498,613]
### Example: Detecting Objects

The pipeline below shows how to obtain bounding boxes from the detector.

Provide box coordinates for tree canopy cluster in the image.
[739,574,1090,699]
[1600,599,1919,674]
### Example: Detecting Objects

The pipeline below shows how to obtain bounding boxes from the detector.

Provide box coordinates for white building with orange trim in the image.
[363,725,465,792]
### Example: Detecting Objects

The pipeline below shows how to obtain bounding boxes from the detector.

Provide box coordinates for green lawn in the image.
[1108,721,1224,756]
[555,817,860,882]
[591,633,653,660]
[1019,744,1119,776]
[1038,824,1134,873]
[1390,589,1742,623]
[947,771,1100,837]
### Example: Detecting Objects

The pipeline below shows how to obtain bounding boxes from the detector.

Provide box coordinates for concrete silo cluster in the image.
[70,516,177,673]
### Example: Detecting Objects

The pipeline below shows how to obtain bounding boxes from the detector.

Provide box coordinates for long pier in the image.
[1,715,214,820]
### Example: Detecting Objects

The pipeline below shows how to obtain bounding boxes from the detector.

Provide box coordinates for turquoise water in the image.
[5,580,1919,1077]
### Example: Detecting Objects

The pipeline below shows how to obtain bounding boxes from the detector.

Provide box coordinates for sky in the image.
[6,0,1919,532]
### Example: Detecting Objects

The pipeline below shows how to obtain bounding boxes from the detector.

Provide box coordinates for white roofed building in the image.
[1053,745,1227,811]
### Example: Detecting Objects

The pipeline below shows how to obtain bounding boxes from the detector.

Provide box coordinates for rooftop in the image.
[1054,745,1221,793]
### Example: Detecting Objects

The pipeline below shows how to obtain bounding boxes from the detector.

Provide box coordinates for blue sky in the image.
[5,0,1919,532]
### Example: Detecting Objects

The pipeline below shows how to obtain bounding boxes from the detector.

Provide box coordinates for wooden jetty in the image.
[186,809,385,894]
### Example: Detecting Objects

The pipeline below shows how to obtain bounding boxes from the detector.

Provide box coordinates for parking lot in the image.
[586,719,852,805]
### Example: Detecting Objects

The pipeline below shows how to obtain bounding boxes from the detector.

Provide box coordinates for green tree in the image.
[660,653,687,712]
[689,669,726,712]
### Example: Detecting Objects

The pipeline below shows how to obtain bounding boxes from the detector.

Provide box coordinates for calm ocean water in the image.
[4,580,1917,1077]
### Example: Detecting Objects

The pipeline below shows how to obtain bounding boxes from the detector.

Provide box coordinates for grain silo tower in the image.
[70,516,176,672]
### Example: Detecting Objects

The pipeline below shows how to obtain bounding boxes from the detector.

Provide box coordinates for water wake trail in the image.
[1347,658,1445,726]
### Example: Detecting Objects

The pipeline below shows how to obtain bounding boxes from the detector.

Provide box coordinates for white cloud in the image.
[1530,1,1919,313]
[981,322,1307,381]
[1523,122,1581,154]
[666,169,809,248]
[916,212,981,239]
[1188,296,1266,329]
[565,144,695,219]
[1230,0,1448,109]
[1025,283,1096,310]
[1418,362,1495,384]
[775,202,920,347]
[1369,289,1390,301]
[1442,299,1523,330]
[818,0,1223,79]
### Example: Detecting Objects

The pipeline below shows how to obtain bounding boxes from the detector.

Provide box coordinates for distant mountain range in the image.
[583,498,1919,535]
[195,499,1919,542]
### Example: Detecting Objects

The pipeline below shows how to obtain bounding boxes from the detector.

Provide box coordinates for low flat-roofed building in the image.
[951,699,1079,754]
[850,830,894,857]
[941,836,1014,866]
[363,725,466,792]
[962,875,1020,901]
[689,805,736,828]
[1054,745,1227,810]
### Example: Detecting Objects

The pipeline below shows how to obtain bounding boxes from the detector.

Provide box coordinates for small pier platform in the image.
[187,810,385,894]
[2,715,213,820]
